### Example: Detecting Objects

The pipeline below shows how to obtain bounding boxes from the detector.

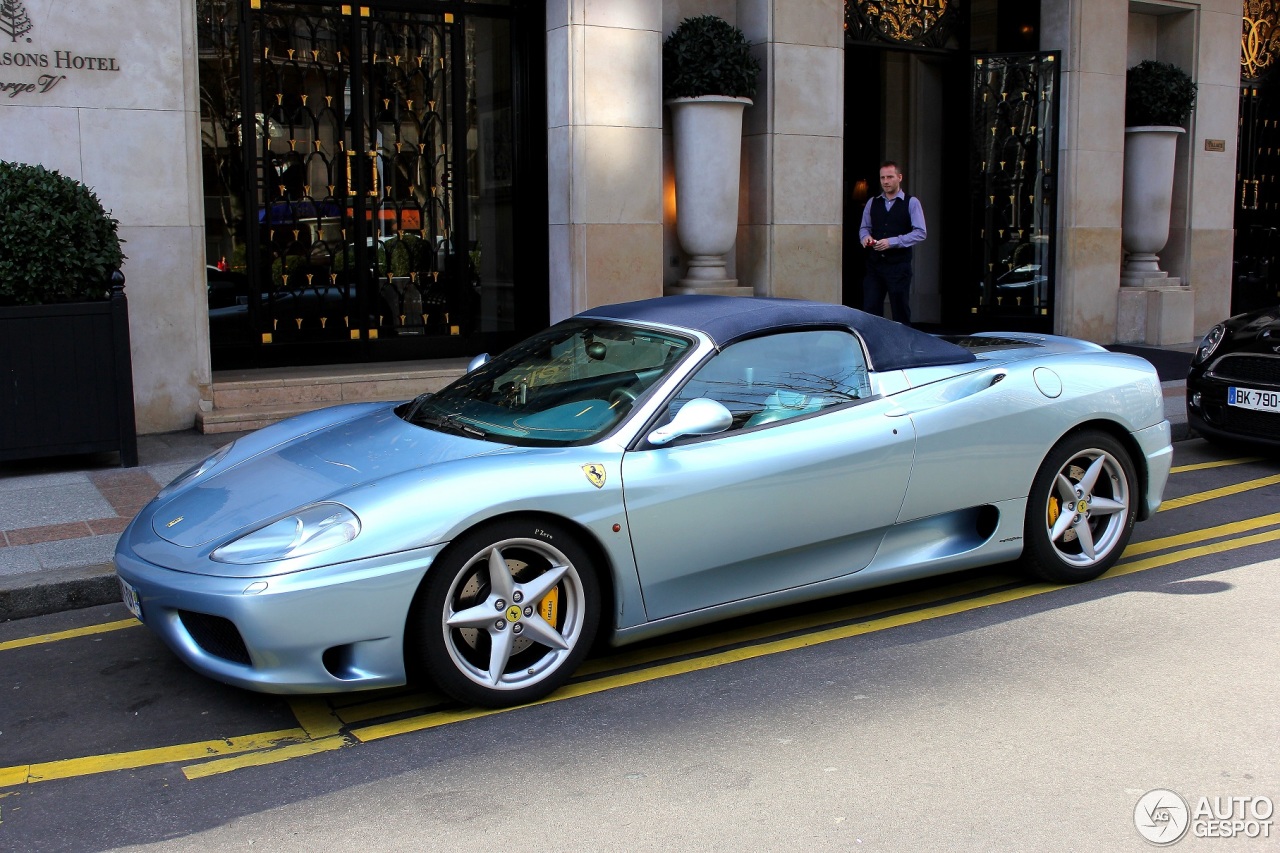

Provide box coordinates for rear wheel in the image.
[409,518,599,707]
[1021,430,1137,583]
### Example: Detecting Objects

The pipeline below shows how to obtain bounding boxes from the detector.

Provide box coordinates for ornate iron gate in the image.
[1234,1,1280,315]
[969,52,1060,329]
[199,0,538,368]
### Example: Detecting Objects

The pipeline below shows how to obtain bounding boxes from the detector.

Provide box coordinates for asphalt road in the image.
[1,437,1277,852]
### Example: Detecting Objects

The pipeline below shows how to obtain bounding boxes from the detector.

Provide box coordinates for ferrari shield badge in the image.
[582,464,606,489]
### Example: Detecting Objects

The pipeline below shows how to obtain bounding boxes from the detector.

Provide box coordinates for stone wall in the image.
[1043,0,1239,343]
[0,0,207,433]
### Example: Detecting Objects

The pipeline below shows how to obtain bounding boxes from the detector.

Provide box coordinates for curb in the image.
[0,563,120,623]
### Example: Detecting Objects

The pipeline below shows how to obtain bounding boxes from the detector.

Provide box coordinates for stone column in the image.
[547,1,664,321]
[735,0,845,302]
[1184,2,1242,334]
[1040,0,1129,342]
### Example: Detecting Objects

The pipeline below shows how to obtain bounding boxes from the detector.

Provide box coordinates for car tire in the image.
[409,518,600,707]
[1021,430,1137,583]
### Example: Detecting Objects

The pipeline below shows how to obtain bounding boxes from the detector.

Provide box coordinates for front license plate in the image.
[119,577,143,621]
[1228,386,1280,413]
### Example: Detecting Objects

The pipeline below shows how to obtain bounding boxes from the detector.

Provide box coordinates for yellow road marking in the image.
[351,527,1280,743]
[576,574,1012,677]
[288,698,344,739]
[1169,457,1263,474]
[1111,527,1280,575]
[0,618,139,653]
[0,728,307,787]
[1158,473,1280,511]
[8,464,1280,785]
[350,583,1067,742]
[182,735,348,780]
[1123,512,1280,557]
[332,691,447,725]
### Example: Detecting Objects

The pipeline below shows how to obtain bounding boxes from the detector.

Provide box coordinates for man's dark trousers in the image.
[862,255,912,325]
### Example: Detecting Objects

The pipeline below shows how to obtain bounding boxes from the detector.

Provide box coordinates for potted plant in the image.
[0,161,138,465]
[1120,60,1197,285]
[663,15,760,294]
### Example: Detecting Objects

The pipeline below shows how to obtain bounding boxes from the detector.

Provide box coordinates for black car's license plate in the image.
[1228,386,1280,413]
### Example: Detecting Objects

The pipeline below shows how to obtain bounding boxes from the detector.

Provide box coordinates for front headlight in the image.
[157,442,235,499]
[1193,324,1226,366]
[212,503,361,565]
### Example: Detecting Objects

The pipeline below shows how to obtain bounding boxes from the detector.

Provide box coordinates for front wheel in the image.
[1021,430,1138,583]
[409,518,600,707]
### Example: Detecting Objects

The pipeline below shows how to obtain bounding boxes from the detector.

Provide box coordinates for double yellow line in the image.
[3,455,1278,786]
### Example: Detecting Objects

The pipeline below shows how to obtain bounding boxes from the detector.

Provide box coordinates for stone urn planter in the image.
[1119,60,1196,286]
[1120,126,1184,285]
[662,15,759,296]
[667,95,751,290]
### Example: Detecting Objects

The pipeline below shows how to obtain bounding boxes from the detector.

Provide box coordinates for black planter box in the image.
[0,277,138,466]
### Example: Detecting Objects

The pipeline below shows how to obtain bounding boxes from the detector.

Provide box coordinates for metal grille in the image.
[248,3,456,344]
[197,0,536,368]
[969,53,1060,329]
[1211,354,1280,385]
[180,611,252,665]
[1220,406,1280,440]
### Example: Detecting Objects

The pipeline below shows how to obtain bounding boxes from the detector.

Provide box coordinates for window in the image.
[402,319,691,445]
[669,330,871,430]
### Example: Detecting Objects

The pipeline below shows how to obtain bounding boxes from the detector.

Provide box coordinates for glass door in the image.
[966,52,1060,330]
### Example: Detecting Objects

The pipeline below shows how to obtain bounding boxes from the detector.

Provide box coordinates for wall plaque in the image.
[0,0,122,100]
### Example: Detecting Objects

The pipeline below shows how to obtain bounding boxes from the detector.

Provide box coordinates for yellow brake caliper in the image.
[1048,495,1061,528]
[539,587,560,627]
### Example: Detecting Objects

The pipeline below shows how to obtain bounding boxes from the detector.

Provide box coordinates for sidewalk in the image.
[0,345,1195,622]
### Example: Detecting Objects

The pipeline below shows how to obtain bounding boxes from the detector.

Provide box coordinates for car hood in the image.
[151,408,511,548]
[1221,305,1280,354]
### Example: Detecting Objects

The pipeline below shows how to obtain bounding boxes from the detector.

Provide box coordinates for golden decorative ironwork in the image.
[1243,1,1280,80]
[846,0,951,45]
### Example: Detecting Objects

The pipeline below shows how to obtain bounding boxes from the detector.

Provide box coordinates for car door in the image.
[620,329,916,621]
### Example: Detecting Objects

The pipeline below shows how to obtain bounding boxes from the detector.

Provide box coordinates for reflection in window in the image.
[672,330,872,430]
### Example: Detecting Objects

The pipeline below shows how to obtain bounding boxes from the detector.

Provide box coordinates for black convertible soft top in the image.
[582,295,976,372]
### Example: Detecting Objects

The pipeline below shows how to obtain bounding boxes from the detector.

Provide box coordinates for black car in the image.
[1186,305,1280,449]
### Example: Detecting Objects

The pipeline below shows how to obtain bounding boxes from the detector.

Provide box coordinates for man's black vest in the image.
[869,194,913,263]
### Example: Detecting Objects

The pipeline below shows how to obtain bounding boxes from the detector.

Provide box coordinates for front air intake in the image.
[179,611,251,665]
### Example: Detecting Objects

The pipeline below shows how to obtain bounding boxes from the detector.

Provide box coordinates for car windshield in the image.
[400,319,693,445]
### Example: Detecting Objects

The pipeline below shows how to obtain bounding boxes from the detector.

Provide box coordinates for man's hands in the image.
[864,236,889,251]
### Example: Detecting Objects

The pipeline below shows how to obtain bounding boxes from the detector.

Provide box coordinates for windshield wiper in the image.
[412,411,488,439]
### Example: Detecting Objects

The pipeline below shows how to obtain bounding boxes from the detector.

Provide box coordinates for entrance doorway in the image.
[842,0,1057,333]
[842,45,967,327]
[197,0,546,369]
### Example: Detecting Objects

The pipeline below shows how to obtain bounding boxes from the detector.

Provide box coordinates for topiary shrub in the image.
[1126,60,1197,127]
[663,15,760,100]
[0,161,126,305]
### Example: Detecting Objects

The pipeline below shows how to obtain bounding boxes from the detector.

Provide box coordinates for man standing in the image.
[859,161,927,325]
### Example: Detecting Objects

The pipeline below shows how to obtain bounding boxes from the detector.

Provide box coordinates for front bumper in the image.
[1187,377,1280,450]
[114,543,445,694]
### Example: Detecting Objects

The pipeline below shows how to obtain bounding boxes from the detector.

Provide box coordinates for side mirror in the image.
[647,398,733,446]
[466,353,490,373]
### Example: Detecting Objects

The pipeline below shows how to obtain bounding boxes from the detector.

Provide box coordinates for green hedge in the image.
[0,161,125,305]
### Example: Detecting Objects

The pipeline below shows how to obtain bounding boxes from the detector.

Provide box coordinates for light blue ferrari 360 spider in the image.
[115,296,1172,706]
